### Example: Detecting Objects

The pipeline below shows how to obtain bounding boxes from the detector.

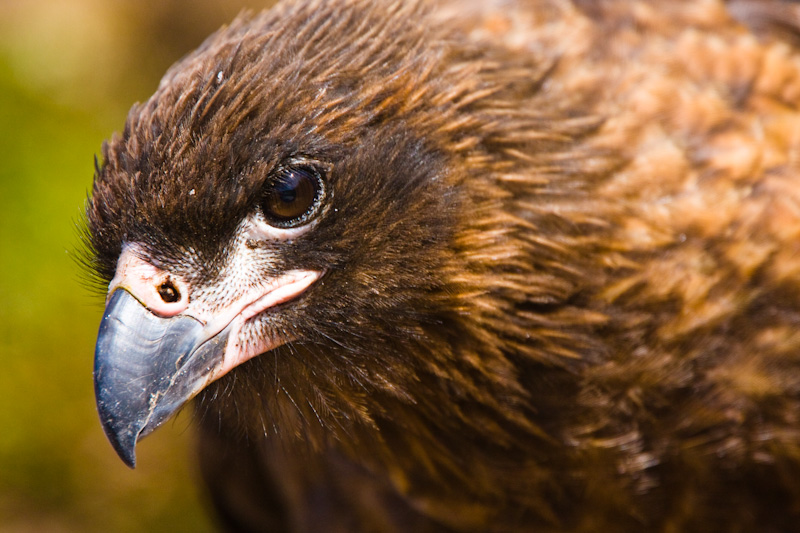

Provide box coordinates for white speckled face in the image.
[108,213,323,383]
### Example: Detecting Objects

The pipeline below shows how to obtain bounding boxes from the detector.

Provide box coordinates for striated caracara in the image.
[85,0,800,531]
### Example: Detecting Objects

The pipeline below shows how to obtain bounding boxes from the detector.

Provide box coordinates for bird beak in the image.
[94,288,230,468]
[93,244,321,467]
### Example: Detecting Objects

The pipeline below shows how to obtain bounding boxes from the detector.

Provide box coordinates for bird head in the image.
[86,0,597,470]
[86,0,475,468]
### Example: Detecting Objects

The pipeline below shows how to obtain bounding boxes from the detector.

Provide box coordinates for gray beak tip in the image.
[98,411,138,469]
[94,364,142,469]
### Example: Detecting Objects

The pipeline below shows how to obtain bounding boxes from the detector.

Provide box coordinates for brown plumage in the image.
[85,0,800,531]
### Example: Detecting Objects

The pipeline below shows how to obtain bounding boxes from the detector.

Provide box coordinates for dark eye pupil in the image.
[261,166,323,227]
[277,187,297,204]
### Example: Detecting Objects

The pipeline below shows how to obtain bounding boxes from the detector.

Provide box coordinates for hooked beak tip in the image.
[95,382,142,468]
[107,425,138,469]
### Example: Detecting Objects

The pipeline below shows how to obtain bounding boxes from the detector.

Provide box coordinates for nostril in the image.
[157,279,181,303]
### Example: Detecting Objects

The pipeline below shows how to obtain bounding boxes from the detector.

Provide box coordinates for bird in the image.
[84,0,800,531]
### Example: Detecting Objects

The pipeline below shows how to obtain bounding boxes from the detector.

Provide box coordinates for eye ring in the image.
[259,164,326,228]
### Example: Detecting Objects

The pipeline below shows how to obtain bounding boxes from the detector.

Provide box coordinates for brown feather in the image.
[86,0,800,531]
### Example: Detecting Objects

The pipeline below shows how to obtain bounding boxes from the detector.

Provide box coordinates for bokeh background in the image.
[0,1,272,530]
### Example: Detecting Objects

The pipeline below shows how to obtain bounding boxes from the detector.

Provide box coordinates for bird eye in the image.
[260,165,325,228]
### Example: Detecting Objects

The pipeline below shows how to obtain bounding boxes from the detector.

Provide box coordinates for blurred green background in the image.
[0,1,270,530]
